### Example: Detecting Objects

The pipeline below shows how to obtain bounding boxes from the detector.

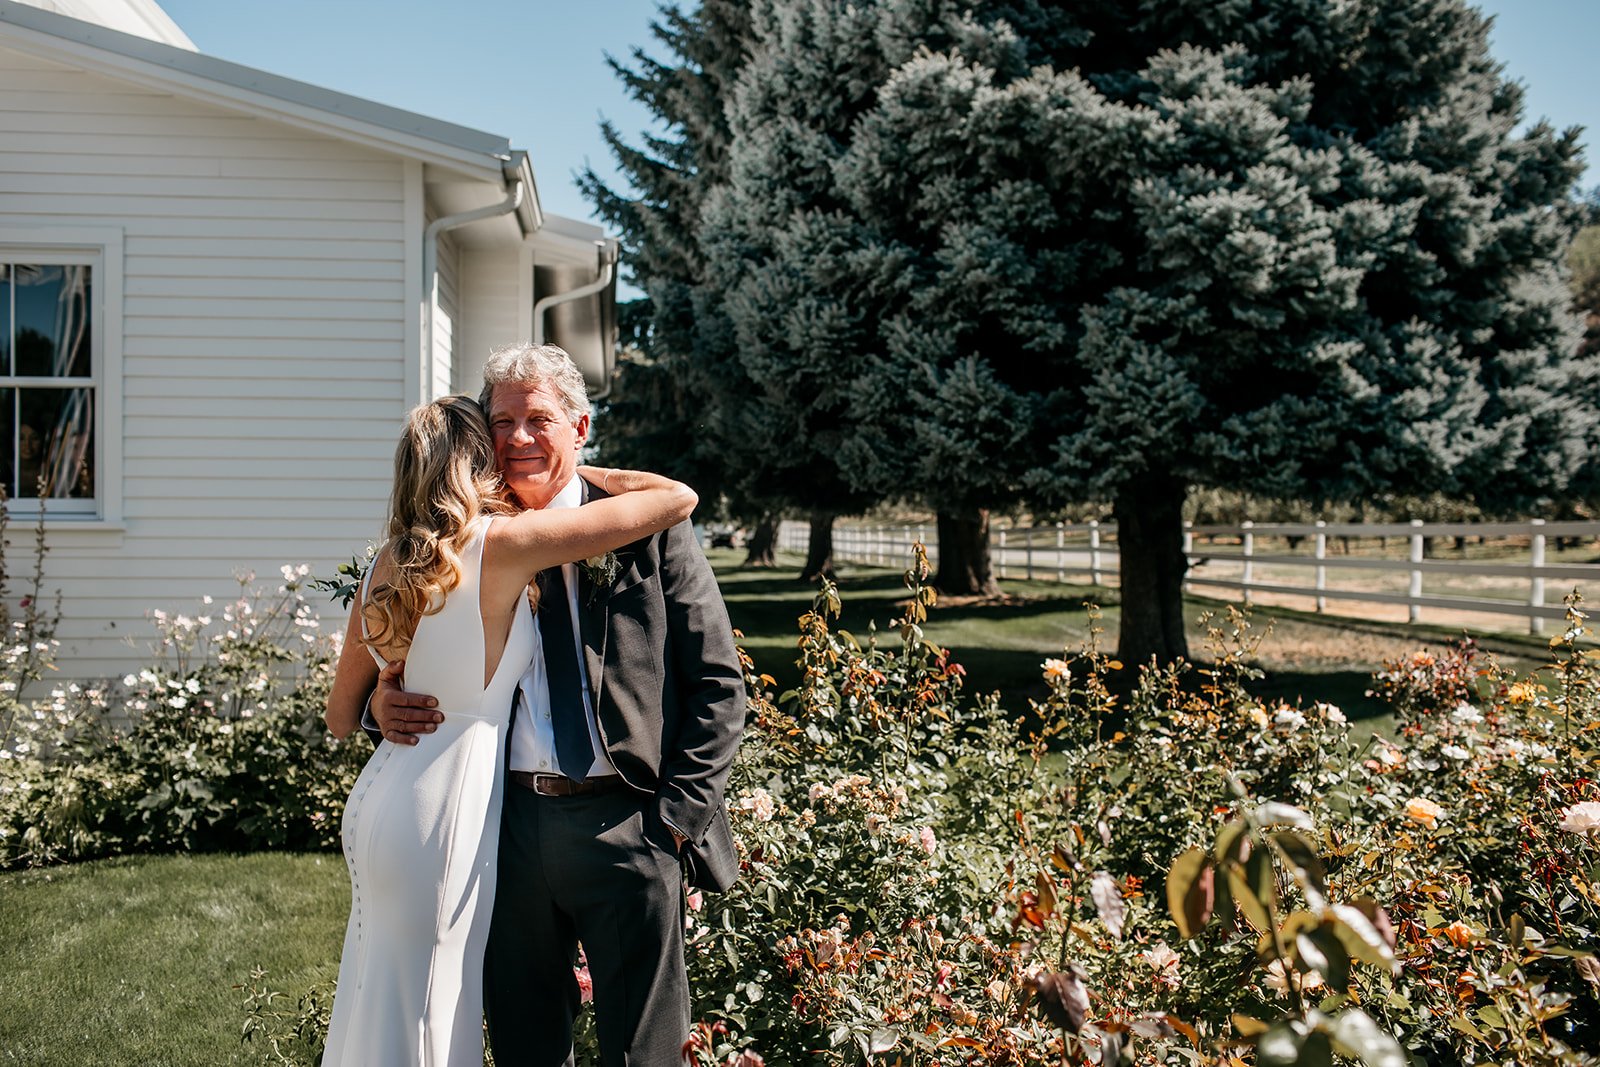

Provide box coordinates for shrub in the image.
[679,562,1599,1066]
[0,566,366,868]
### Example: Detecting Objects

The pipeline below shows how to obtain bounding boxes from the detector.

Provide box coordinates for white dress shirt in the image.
[507,474,619,778]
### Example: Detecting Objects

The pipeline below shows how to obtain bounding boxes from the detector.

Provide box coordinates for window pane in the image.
[1,266,11,376]
[18,387,93,499]
[0,387,13,501]
[13,265,91,379]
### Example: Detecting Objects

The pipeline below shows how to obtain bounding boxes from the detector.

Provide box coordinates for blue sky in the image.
[160,0,1599,232]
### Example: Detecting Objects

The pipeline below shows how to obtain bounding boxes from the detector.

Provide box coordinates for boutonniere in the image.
[580,551,622,589]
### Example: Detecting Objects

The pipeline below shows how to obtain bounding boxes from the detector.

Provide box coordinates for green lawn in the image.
[0,853,346,1067]
[0,549,1555,1064]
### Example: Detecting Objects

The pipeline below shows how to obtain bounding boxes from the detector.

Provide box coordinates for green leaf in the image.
[1328,1009,1406,1067]
[1299,1032,1334,1067]
[1261,910,1318,971]
[1304,926,1352,993]
[1166,847,1213,939]
[1215,819,1249,865]
[1244,845,1278,923]
[1272,830,1327,906]
[1330,905,1396,969]
[1229,864,1270,933]
[1256,1022,1306,1066]
[1213,851,1237,936]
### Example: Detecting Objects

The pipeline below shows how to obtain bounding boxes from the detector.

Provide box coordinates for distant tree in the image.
[1569,225,1600,355]
[696,0,891,580]
[1565,205,1600,502]
[581,3,782,559]
[834,0,1596,662]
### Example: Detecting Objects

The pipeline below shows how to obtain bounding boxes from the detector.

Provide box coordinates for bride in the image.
[320,394,695,1065]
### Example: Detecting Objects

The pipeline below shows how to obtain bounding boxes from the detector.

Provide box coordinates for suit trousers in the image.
[484,784,690,1067]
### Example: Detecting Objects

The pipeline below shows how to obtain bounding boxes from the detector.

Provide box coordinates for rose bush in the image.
[675,558,1597,1066]
[0,565,365,867]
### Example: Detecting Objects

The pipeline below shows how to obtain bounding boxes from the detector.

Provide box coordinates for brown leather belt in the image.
[508,771,628,797]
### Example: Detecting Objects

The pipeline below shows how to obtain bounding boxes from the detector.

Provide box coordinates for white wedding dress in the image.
[323,518,533,1066]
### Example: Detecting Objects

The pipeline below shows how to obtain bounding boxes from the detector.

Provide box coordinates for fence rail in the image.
[775,518,1600,633]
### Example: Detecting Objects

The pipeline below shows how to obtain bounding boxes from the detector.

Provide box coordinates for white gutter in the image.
[532,240,618,398]
[421,176,525,401]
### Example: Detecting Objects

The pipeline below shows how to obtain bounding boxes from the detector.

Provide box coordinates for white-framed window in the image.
[0,228,122,523]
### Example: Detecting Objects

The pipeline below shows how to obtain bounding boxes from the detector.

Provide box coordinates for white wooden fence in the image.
[775,518,1600,634]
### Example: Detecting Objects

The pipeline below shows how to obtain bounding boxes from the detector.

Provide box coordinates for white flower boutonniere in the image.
[580,551,622,588]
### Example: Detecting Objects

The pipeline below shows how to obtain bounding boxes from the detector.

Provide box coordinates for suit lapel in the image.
[577,478,609,710]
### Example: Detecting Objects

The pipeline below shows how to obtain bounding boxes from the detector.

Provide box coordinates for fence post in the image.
[998,527,1008,580]
[1408,519,1424,623]
[1056,522,1065,583]
[903,525,911,566]
[1089,520,1102,586]
[1314,520,1327,613]
[1182,523,1193,594]
[1241,521,1255,606]
[1529,518,1546,635]
[1024,525,1034,580]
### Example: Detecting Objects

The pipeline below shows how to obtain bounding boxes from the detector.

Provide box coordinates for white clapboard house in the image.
[0,0,619,679]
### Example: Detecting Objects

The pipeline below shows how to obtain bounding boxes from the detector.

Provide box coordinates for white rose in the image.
[1558,801,1600,835]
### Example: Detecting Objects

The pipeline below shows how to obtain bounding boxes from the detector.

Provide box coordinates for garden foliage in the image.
[244,548,1599,1066]
[670,553,1599,1065]
[4,527,1597,1064]
[0,562,364,868]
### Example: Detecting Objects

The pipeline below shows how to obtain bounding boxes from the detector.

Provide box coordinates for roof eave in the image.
[0,0,512,182]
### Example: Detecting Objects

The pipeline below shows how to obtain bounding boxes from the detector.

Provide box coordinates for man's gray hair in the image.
[478,343,591,421]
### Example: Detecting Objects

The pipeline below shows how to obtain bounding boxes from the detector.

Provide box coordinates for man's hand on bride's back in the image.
[371,659,441,745]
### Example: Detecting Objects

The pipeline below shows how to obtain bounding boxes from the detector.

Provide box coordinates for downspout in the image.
[421,177,525,402]
[532,240,618,399]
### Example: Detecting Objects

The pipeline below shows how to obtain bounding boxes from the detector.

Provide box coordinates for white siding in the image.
[430,228,458,400]
[0,45,409,679]
[456,245,523,396]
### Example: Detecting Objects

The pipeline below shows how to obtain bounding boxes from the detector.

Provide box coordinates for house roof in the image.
[7,0,193,49]
[0,0,517,183]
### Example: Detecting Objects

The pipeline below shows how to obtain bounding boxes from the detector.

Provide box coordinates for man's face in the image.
[488,381,589,510]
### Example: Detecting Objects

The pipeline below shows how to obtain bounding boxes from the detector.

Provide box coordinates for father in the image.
[371,343,745,1065]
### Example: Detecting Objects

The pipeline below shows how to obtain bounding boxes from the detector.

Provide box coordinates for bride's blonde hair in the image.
[363,395,510,653]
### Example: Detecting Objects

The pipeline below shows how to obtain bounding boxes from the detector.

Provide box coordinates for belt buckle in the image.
[532,773,569,797]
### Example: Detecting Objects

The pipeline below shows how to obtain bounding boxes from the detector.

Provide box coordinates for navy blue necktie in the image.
[537,566,590,781]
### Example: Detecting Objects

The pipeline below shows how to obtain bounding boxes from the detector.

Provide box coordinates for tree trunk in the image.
[1114,479,1190,665]
[742,514,778,568]
[799,509,835,581]
[935,509,999,597]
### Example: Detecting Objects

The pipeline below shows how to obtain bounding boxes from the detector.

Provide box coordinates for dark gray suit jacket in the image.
[572,478,745,891]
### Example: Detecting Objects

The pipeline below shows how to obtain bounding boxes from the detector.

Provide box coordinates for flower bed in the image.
[679,551,1597,1065]
[2,536,1595,1065]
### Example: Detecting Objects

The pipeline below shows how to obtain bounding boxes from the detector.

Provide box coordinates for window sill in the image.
[4,518,125,532]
